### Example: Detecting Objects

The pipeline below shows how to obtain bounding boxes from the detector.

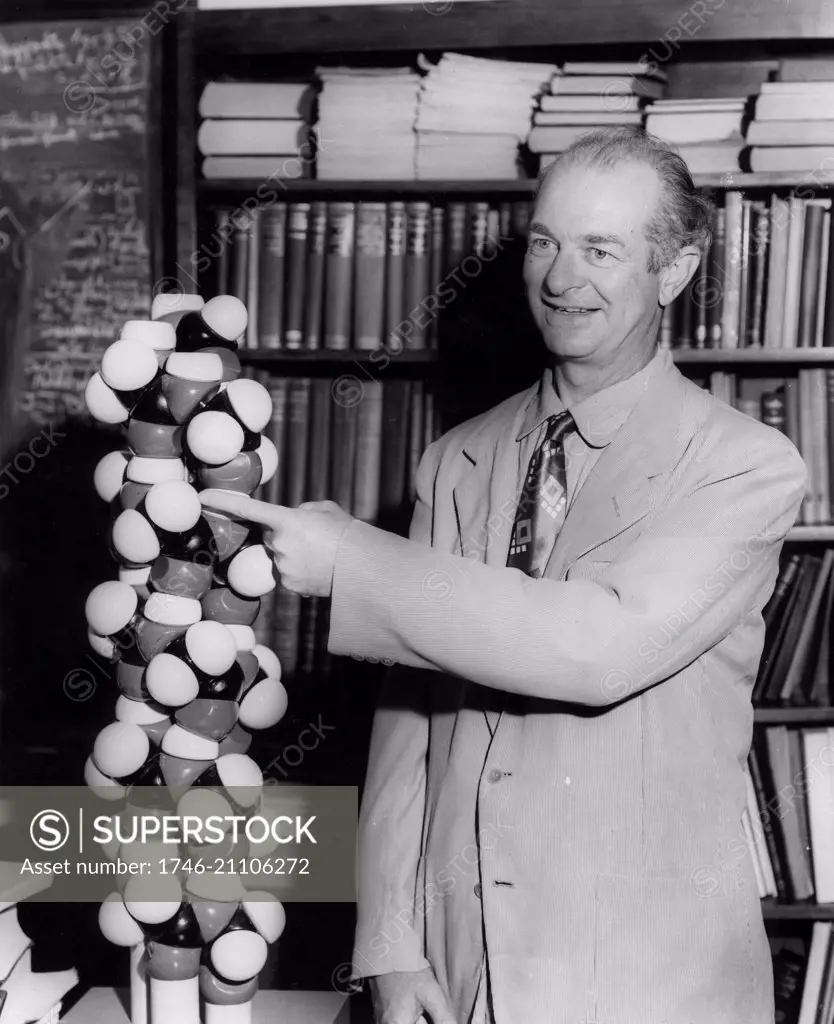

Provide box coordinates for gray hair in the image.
[536,126,715,274]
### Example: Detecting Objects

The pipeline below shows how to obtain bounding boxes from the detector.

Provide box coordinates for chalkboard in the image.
[0,19,158,434]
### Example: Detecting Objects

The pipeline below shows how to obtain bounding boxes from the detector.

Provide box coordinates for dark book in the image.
[303,200,327,350]
[258,205,287,350]
[429,204,445,349]
[748,742,790,901]
[379,379,411,524]
[797,201,826,348]
[330,394,359,513]
[403,201,431,350]
[748,202,769,347]
[445,201,467,275]
[706,208,725,348]
[215,208,231,296]
[324,201,356,351]
[229,217,250,305]
[284,202,310,349]
[384,201,407,352]
[354,202,387,351]
[808,561,834,706]
[759,554,820,703]
[772,942,807,1024]
[781,549,834,704]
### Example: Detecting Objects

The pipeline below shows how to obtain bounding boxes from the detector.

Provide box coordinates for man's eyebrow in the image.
[583,232,626,250]
[528,221,556,239]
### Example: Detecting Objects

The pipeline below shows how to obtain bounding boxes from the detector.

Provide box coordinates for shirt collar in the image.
[516,347,669,448]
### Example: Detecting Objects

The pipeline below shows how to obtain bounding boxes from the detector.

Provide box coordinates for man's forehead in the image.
[533,161,660,235]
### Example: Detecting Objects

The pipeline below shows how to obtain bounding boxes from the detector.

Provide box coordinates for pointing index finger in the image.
[199,489,287,528]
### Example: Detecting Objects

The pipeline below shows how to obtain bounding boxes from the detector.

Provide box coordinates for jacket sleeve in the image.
[351,445,439,979]
[330,432,807,707]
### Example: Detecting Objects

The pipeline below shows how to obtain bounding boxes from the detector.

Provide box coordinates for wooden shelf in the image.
[673,348,834,365]
[238,348,436,364]
[199,173,834,199]
[787,526,834,541]
[194,0,834,57]
[762,900,834,921]
[754,707,834,724]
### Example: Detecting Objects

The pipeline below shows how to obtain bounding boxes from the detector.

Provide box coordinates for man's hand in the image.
[198,491,353,598]
[369,969,456,1024]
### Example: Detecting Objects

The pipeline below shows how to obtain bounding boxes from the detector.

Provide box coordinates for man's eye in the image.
[528,237,554,252]
[590,248,611,262]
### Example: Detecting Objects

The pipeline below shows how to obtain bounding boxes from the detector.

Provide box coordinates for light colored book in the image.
[201,155,310,179]
[747,119,834,146]
[645,109,745,143]
[532,111,642,126]
[803,727,834,902]
[540,93,643,113]
[750,145,834,172]
[551,75,665,99]
[199,81,315,119]
[197,119,308,155]
[756,93,834,120]
[797,922,833,1024]
[560,60,668,81]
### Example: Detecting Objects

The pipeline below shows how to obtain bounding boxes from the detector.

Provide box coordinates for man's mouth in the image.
[546,304,599,315]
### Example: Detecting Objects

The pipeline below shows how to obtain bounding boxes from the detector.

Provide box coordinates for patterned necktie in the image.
[507,411,574,578]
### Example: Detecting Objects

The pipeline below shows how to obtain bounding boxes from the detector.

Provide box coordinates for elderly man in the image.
[202,127,806,1024]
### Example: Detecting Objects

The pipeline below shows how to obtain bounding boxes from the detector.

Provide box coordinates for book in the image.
[257,205,287,349]
[201,155,310,179]
[644,109,745,143]
[403,201,431,350]
[246,207,261,349]
[384,201,407,352]
[802,728,834,902]
[303,201,327,349]
[539,93,643,113]
[550,74,665,99]
[353,379,384,521]
[199,81,315,120]
[797,201,827,348]
[782,198,807,350]
[532,111,643,125]
[197,119,310,155]
[354,202,387,350]
[561,61,668,80]
[284,202,310,349]
[720,191,744,349]
[764,196,790,349]
[747,119,834,146]
[750,145,834,170]
[323,201,356,350]
[797,922,832,1024]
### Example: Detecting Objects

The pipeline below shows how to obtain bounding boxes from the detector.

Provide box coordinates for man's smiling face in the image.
[524,158,666,369]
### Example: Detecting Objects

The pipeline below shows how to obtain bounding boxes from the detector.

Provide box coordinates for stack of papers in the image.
[645,97,746,173]
[416,52,555,179]
[315,66,420,179]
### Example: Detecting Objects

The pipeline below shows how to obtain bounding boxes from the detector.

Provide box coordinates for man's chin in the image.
[540,323,603,360]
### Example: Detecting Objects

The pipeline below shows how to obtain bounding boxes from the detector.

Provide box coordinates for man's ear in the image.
[658,245,701,307]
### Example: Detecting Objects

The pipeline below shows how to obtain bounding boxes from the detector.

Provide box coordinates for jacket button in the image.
[473,883,482,898]
[487,769,503,783]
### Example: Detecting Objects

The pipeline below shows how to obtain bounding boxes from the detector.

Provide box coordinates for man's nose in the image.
[543,249,585,295]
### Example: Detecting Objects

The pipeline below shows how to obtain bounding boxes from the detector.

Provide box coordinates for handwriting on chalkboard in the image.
[0,20,154,428]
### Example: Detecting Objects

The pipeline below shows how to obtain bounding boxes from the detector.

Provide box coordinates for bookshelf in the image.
[166,8,834,994]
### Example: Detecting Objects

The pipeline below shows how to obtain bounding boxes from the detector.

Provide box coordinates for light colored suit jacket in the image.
[329,355,807,1024]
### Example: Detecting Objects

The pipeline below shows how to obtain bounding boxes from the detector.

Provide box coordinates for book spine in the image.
[306,377,333,503]
[748,203,769,348]
[815,211,831,348]
[385,201,407,353]
[736,199,752,348]
[797,201,826,348]
[407,379,425,504]
[229,218,250,306]
[764,196,789,350]
[827,370,834,521]
[694,254,709,349]
[353,379,384,522]
[286,377,312,508]
[720,192,743,349]
[331,398,359,512]
[257,204,287,350]
[265,377,289,505]
[246,208,261,350]
[379,380,410,517]
[781,197,807,349]
[706,208,725,349]
[403,201,431,350]
[354,202,387,351]
[445,201,467,275]
[324,201,356,351]
[429,204,445,349]
[303,200,327,350]
[215,208,231,296]
[470,201,490,257]
[284,202,310,350]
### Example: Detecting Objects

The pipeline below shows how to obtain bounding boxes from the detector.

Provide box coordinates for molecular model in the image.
[83,294,287,1024]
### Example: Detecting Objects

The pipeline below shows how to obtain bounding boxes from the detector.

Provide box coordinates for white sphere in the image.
[161,724,219,761]
[256,435,278,487]
[202,295,248,342]
[144,480,201,533]
[151,293,204,321]
[228,545,275,598]
[124,873,182,924]
[226,624,256,651]
[177,788,232,825]
[210,930,268,983]
[145,652,199,707]
[216,753,262,795]
[242,895,286,943]
[100,339,158,392]
[88,630,115,659]
[85,581,138,636]
[99,893,145,946]
[225,379,272,433]
[120,319,176,351]
[143,592,201,626]
[93,722,150,779]
[112,509,161,565]
[252,645,281,680]
[185,620,237,676]
[165,351,223,382]
[84,756,126,801]
[119,565,151,588]
[238,677,288,731]
[85,372,130,424]
[187,411,245,465]
[94,450,129,502]
[115,695,169,726]
[126,457,187,484]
